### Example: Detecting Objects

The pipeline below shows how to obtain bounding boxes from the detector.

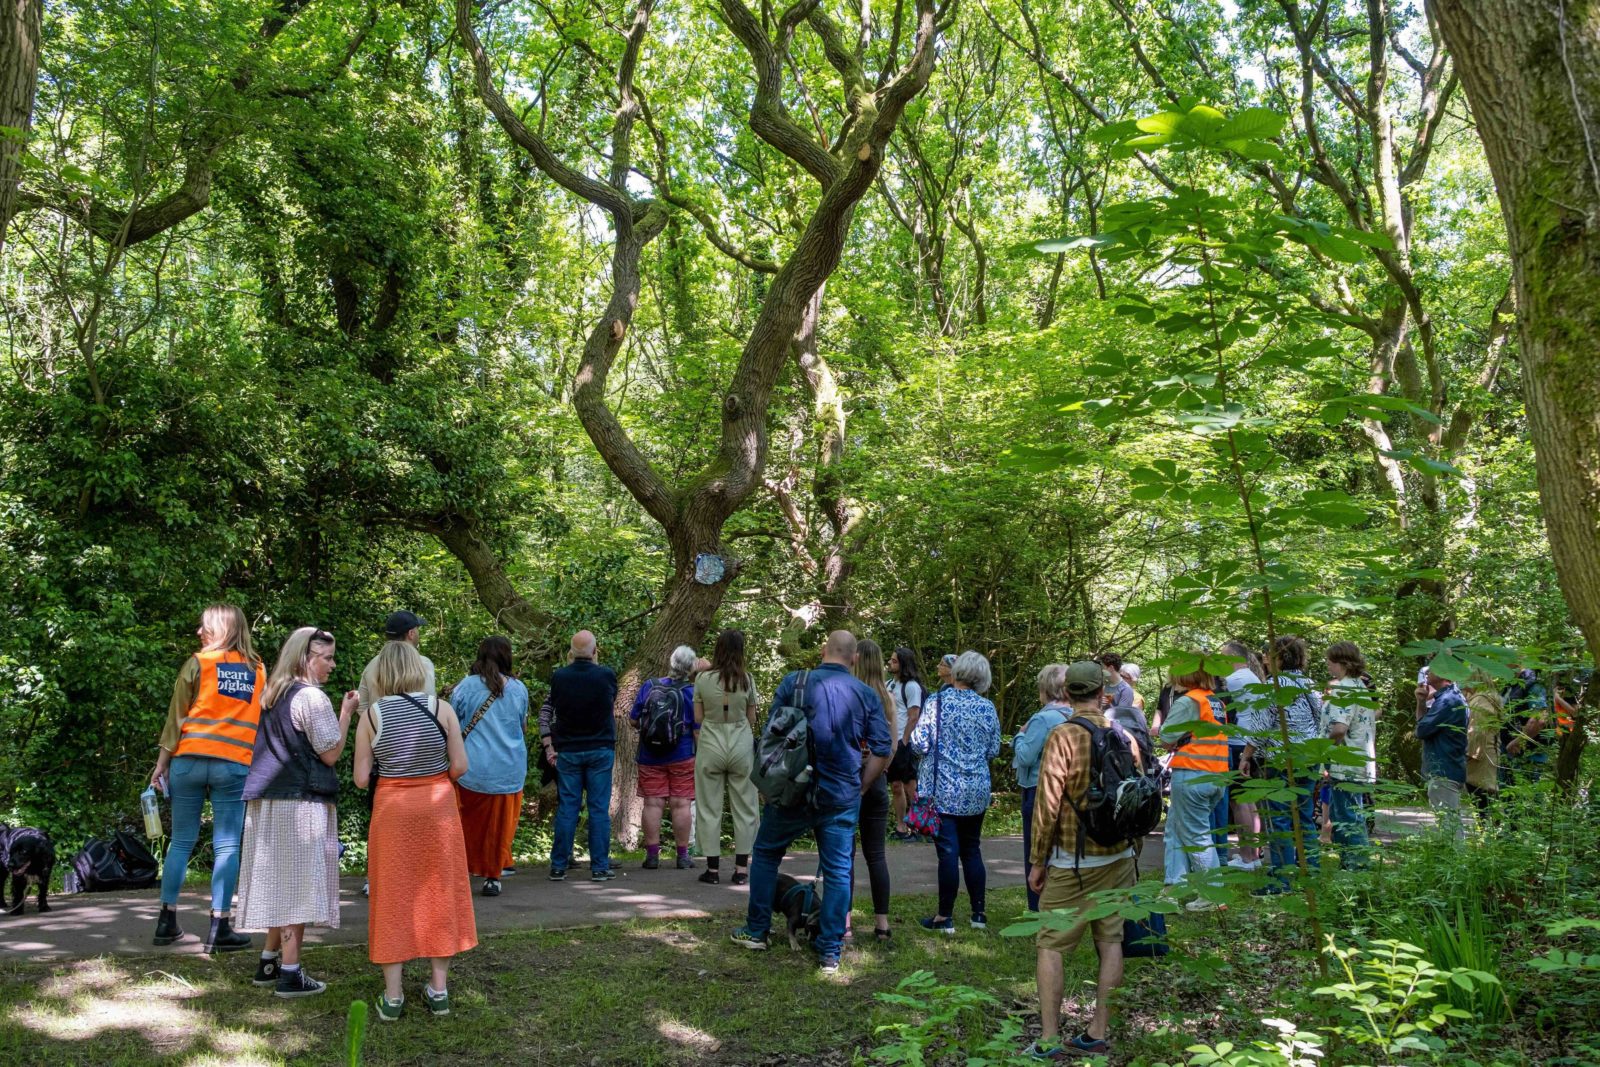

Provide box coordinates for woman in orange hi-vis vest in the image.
[1159,662,1230,909]
[149,604,265,953]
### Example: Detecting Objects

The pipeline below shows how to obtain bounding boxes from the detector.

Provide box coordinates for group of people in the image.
[144,602,1567,1052]
[149,607,482,1016]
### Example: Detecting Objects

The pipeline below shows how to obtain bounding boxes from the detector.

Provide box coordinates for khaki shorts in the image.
[1037,857,1135,953]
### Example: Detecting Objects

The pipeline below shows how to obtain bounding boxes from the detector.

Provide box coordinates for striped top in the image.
[371,692,450,778]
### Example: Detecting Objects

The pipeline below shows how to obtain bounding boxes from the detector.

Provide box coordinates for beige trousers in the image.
[694,721,759,856]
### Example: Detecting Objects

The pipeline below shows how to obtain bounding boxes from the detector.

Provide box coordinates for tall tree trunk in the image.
[0,0,42,255]
[1429,0,1600,784]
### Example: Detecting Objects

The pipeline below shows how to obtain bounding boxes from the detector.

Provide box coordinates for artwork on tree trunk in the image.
[693,554,726,586]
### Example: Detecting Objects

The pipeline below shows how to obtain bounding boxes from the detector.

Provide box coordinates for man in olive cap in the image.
[1024,661,1141,1059]
[357,610,436,715]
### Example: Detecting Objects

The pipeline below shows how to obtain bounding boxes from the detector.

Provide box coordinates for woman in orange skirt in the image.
[450,636,530,896]
[354,642,476,1022]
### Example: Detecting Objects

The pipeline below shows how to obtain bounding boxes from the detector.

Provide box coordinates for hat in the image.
[1065,661,1105,697]
[1121,663,1142,683]
[384,610,425,638]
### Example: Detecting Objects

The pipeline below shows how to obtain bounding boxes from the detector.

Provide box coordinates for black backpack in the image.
[752,670,815,809]
[639,679,687,755]
[64,831,159,893]
[1063,717,1164,866]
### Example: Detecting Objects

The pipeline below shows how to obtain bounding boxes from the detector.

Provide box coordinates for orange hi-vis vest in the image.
[174,650,265,765]
[1169,687,1230,773]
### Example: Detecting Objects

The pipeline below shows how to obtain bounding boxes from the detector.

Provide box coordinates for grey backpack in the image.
[752,670,814,809]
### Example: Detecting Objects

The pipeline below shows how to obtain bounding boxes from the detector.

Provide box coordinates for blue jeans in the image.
[934,810,987,918]
[1263,772,1320,886]
[1209,784,1231,863]
[552,748,614,873]
[745,801,860,957]
[1327,780,1370,867]
[161,755,249,911]
[1021,786,1039,911]
[1164,769,1224,885]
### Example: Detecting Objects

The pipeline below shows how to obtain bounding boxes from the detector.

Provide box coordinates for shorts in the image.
[887,745,920,784]
[637,758,695,799]
[1037,857,1135,953]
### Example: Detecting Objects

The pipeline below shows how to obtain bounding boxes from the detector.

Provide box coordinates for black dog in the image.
[773,872,822,950]
[0,824,54,915]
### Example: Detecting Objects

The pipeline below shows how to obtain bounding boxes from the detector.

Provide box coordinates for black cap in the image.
[384,610,424,638]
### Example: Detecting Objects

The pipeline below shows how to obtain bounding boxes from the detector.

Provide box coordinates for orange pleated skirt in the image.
[368,773,478,964]
[456,785,523,878]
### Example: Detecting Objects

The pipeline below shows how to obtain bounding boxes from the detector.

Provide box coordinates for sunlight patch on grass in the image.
[653,1013,722,1053]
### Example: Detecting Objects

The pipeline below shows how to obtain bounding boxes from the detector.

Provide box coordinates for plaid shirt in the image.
[1030,708,1142,866]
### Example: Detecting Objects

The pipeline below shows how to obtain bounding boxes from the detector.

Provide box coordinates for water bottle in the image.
[140,786,162,838]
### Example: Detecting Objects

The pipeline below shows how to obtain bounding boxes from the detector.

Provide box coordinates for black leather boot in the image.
[153,905,184,946]
[204,913,252,953]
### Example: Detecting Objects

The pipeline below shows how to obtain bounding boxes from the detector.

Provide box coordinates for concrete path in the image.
[7,809,1431,964]
[6,833,1158,963]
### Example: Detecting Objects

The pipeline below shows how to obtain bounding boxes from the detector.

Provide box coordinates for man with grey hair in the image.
[541,630,619,882]
[731,630,892,973]
[629,645,701,870]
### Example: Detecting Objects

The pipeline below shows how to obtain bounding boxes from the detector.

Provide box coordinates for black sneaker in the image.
[481,878,502,897]
[970,912,988,929]
[676,854,695,870]
[642,855,660,870]
[591,868,618,882]
[548,867,567,881]
[274,968,328,999]
[252,955,282,987]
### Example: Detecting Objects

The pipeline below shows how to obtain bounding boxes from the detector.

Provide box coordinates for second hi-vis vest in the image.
[174,650,265,765]
[1170,687,1229,772]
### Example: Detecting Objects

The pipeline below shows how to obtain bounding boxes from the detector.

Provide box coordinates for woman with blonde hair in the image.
[236,628,359,996]
[355,641,475,1021]
[149,603,266,953]
[852,639,895,941]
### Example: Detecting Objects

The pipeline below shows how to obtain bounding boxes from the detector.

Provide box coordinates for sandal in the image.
[874,928,892,943]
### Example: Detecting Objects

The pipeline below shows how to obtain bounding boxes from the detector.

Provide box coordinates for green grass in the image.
[0,888,1046,1066]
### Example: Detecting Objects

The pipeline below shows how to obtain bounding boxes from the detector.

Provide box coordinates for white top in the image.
[1324,676,1377,782]
[887,679,924,744]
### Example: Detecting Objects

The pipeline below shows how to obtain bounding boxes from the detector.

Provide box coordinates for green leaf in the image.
[1217,106,1287,141]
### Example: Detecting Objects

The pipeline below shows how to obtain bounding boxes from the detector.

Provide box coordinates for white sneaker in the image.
[1226,857,1261,870]
[1185,897,1221,912]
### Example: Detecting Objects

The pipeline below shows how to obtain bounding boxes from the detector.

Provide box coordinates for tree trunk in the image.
[0,0,42,254]
[1429,0,1600,782]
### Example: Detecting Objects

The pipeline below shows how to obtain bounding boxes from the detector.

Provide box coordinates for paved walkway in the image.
[6,809,1432,964]
[6,833,1157,963]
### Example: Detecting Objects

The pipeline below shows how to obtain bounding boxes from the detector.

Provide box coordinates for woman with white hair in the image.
[629,645,701,870]
[910,650,1001,933]
[1011,664,1073,911]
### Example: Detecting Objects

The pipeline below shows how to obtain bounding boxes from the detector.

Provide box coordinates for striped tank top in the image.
[371,692,450,778]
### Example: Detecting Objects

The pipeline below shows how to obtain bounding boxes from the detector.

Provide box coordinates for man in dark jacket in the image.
[541,630,619,882]
[730,630,891,973]
[1416,663,1468,840]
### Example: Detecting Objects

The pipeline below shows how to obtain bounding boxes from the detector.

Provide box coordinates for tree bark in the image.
[0,0,41,255]
[1429,0,1600,783]
[460,0,939,844]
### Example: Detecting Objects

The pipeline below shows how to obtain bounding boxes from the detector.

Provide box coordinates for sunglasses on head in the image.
[307,628,333,646]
